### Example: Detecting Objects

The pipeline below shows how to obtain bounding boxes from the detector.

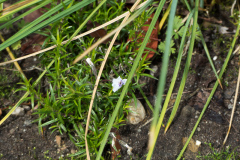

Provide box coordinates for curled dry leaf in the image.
[23,1,61,23]
[23,3,53,23]
[110,128,122,159]
[87,21,112,44]
[21,34,46,54]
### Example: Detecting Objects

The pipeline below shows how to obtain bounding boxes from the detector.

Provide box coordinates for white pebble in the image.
[213,56,217,61]
[196,140,201,146]
[12,107,24,116]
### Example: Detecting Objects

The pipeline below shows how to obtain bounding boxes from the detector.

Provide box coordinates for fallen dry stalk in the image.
[223,64,240,145]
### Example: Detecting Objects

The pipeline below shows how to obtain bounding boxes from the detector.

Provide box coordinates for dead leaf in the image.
[127,13,159,59]
[23,3,51,23]
[182,137,201,153]
[0,108,2,116]
[110,128,122,159]
[87,21,112,44]
[21,34,46,54]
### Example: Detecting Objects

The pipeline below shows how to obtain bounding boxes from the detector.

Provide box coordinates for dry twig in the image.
[223,64,240,145]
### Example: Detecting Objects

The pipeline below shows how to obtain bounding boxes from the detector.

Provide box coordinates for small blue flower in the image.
[112,76,127,92]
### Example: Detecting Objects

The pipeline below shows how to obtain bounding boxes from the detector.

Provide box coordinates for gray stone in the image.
[22,105,31,111]
[126,99,146,125]
[228,103,233,110]
[12,107,24,116]
[224,90,235,99]
[23,120,32,126]
[150,65,158,76]
[9,128,15,134]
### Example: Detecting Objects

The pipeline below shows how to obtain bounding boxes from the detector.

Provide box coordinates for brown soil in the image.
[1,2,240,160]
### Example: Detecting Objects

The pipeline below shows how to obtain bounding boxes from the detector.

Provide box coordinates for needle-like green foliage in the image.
[96,1,161,159]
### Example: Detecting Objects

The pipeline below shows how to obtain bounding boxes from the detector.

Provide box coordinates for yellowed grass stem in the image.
[0,33,27,80]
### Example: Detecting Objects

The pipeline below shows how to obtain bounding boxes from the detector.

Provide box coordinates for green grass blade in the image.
[0,0,72,51]
[0,0,52,30]
[0,0,41,22]
[184,0,222,88]
[0,0,94,52]
[96,1,166,159]
[146,0,178,159]
[176,15,240,160]
[138,86,153,111]
[156,9,194,134]
[164,0,199,132]
[148,10,195,156]
[64,0,107,47]
[0,0,6,4]
[0,60,54,125]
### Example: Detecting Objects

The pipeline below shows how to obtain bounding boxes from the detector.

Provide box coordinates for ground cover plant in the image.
[197,143,240,160]
[1,0,240,159]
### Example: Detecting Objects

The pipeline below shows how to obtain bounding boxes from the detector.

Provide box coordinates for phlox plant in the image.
[13,1,155,158]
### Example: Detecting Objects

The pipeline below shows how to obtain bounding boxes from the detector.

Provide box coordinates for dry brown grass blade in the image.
[223,64,240,145]
[84,1,142,159]
[0,2,147,67]
[1,0,33,15]
[0,33,27,80]
[218,79,223,89]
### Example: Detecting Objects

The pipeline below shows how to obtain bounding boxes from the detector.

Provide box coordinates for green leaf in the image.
[158,40,176,54]
[172,16,185,39]
[11,40,21,50]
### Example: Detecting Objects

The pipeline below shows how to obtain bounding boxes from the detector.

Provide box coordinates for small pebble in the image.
[196,140,201,146]
[228,104,233,109]
[127,99,146,125]
[213,56,217,61]
[197,127,201,132]
[9,128,15,134]
[12,107,24,116]
[196,111,200,115]
[22,105,31,111]
[23,120,32,126]
[150,65,158,76]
